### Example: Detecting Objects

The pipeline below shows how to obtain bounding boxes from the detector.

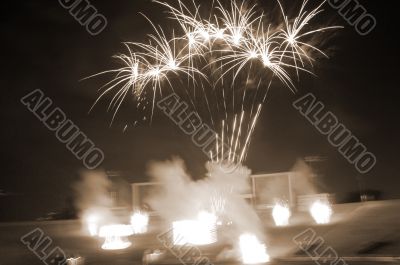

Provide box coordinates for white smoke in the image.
[291,158,318,196]
[73,171,113,223]
[256,158,318,207]
[146,157,264,242]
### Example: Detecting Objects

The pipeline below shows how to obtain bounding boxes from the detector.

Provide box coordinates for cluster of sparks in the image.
[172,211,218,245]
[93,0,339,164]
[84,211,150,250]
[172,212,268,264]
[130,211,150,234]
[309,200,333,224]
[272,202,291,226]
[271,200,333,227]
[239,233,270,264]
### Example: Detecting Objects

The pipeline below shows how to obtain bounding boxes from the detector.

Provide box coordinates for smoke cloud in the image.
[291,158,318,196]
[146,157,264,242]
[73,171,113,222]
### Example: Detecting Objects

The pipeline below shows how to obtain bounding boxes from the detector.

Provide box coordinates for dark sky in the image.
[1,0,398,221]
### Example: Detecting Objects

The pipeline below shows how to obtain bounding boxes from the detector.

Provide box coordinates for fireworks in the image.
[272,203,291,227]
[93,0,339,163]
[309,200,333,224]
[210,189,228,215]
[239,233,270,264]
[172,211,217,245]
[130,211,149,234]
[85,214,99,236]
[99,224,133,250]
[89,1,340,257]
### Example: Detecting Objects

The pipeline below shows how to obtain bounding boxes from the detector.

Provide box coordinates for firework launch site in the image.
[2,198,400,265]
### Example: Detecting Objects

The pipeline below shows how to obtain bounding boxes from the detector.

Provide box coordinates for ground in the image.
[1,200,400,265]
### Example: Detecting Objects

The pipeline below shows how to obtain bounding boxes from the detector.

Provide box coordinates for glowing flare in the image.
[130,211,149,234]
[261,53,272,67]
[310,201,332,224]
[147,67,162,77]
[167,60,178,70]
[287,35,295,45]
[172,211,217,245]
[239,233,270,264]
[199,29,210,41]
[187,33,196,46]
[214,28,225,39]
[99,224,133,250]
[272,203,291,227]
[248,51,258,59]
[231,33,242,45]
[131,63,139,80]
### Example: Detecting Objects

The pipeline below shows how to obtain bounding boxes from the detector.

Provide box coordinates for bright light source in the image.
[214,29,225,39]
[130,211,149,234]
[232,33,242,45]
[310,201,332,224]
[272,203,291,227]
[287,35,296,45]
[262,53,272,67]
[248,51,258,59]
[131,63,139,80]
[187,33,196,46]
[99,224,133,250]
[148,67,161,77]
[167,60,178,70]
[172,211,217,245]
[86,214,99,236]
[199,29,210,41]
[197,210,217,224]
[239,233,270,264]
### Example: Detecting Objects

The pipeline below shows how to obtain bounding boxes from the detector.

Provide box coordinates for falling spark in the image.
[221,120,225,162]
[277,0,342,75]
[239,104,262,163]
[92,0,340,163]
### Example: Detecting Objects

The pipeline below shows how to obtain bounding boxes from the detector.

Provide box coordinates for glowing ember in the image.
[272,203,291,227]
[239,233,270,264]
[130,211,149,234]
[172,211,217,245]
[99,224,133,250]
[310,201,332,224]
[86,214,99,236]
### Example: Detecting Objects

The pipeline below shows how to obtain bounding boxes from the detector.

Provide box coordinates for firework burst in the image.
[91,0,340,164]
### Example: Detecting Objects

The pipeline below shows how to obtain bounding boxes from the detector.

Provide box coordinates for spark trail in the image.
[92,0,340,165]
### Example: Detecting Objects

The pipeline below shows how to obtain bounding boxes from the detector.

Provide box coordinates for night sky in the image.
[1,0,398,221]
